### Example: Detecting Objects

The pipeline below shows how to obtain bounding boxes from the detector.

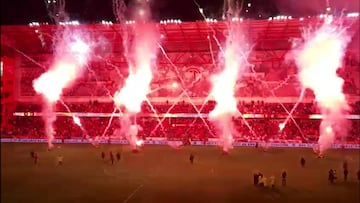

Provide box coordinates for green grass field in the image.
[1,143,359,203]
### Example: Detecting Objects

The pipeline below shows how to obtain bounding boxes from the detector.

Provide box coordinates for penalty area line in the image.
[122,184,144,203]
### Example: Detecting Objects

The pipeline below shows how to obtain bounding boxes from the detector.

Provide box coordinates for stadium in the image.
[1,0,360,202]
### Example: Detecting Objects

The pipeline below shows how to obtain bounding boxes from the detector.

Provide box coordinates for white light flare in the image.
[70,38,90,65]
[209,22,248,152]
[171,81,178,88]
[72,115,82,127]
[294,18,351,155]
[279,122,285,131]
[199,8,204,14]
[135,139,144,147]
[128,124,143,149]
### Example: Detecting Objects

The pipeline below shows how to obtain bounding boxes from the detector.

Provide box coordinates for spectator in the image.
[344,168,348,182]
[300,157,306,168]
[189,153,194,164]
[282,171,287,186]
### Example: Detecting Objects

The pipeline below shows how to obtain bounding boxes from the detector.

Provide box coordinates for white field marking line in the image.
[122,184,144,203]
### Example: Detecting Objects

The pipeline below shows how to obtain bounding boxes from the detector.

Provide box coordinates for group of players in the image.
[328,160,360,183]
[30,150,63,165]
[251,157,360,189]
[253,171,287,188]
[101,151,121,164]
[301,157,360,184]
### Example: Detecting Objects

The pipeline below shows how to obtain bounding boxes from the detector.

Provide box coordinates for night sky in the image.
[1,0,359,25]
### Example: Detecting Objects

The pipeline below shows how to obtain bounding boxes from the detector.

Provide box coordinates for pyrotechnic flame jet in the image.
[209,12,249,152]
[33,32,91,148]
[113,0,157,149]
[294,17,351,155]
[191,0,257,151]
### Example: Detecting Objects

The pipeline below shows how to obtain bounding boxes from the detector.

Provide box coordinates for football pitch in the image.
[1,143,359,203]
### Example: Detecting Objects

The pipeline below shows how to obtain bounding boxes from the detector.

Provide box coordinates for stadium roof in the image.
[1,17,359,57]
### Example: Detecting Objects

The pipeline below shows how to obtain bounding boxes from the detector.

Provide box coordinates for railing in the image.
[12,111,360,119]
[17,95,360,104]
[1,138,359,149]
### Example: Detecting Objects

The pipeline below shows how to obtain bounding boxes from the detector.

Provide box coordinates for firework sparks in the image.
[113,1,158,149]
[294,17,351,155]
[33,31,91,148]
[209,19,249,152]
[72,115,82,127]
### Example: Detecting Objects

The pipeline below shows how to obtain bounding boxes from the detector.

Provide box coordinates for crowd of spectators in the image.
[19,63,360,98]
[1,101,360,144]
[13,100,357,115]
